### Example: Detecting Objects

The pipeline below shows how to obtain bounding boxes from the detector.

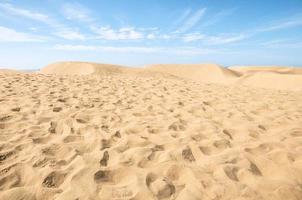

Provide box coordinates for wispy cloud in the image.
[0,3,53,25]
[173,9,192,27]
[91,26,144,40]
[53,44,214,55]
[0,3,87,41]
[61,2,94,23]
[182,33,205,42]
[201,8,235,27]
[146,33,156,39]
[181,13,302,45]
[53,44,97,51]
[0,26,44,42]
[53,30,86,40]
[182,32,246,44]
[261,39,302,49]
[176,8,206,33]
[205,34,247,45]
[256,15,302,32]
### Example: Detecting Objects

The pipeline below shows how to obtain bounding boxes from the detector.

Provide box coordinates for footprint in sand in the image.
[100,151,109,167]
[53,107,62,112]
[42,171,67,188]
[168,121,186,131]
[100,139,111,150]
[182,146,196,162]
[222,129,233,140]
[32,135,52,144]
[199,146,212,156]
[0,115,13,122]
[258,125,266,131]
[0,170,23,190]
[213,139,231,150]
[11,107,21,112]
[62,135,83,143]
[0,150,15,162]
[94,170,111,183]
[146,173,175,199]
[223,166,239,182]
[249,162,262,176]
[48,121,57,133]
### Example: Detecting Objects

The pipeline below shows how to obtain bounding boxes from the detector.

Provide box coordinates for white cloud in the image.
[0,26,44,42]
[173,9,192,27]
[53,44,157,53]
[261,39,302,49]
[206,34,247,45]
[100,46,158,53]
[146,33,156,39]
[91,26,143,40]
[61,3,93,22]
[182,33,205,42]
[160,34,173,40]
[257,16,302,32]
[53,44,96,51]
[54,30,86,40]
[0,3,52,24]
[53,44,214,56]
[0,3,87,41]
[176,8,206,33]
[182,32,246,44]
[201,9,235,27]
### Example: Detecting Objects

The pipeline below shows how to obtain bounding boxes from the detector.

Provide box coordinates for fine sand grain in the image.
[0,62,302,200]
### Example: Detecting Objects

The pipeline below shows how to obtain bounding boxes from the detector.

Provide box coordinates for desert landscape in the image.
[0,62,302,200]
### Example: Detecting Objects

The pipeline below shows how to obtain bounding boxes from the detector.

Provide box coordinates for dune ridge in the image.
[39,62,302,90]
[230,66,302,75]
[40,62,130,76]
[146,63,240,83]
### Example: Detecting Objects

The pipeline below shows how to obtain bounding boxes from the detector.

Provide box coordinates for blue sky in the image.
[0,0,302,69]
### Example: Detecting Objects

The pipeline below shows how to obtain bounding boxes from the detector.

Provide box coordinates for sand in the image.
[0,62,302,200]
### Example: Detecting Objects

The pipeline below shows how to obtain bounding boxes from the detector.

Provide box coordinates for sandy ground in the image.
[1,63,302,200]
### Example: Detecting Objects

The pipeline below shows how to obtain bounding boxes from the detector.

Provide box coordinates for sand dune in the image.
[40,62,134,76]
[229,66,302,90]
[40,62,302,90]
[0,69,25,74]
[1,62,302,200]
[147,64,240,83]
[230,66,302,75]
[236,72,302,90]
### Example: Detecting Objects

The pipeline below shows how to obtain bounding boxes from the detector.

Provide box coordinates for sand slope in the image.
[1,64,302,200]
[147,64,240,83]
[230,66,302,75]
[40,62,134,76]
[236,72,302,90]
[229,66,302,90]
[40,62,302,90]
[0,69,24,74]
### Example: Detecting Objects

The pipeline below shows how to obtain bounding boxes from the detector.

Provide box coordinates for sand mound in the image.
[40,62,302,90]
[40,62,177,81]
[147,63,240,83]
[237,71,302,90]
[229,66,302,90]
[230,66,302,75]
[40,62,131,75]
[0,69,24,74]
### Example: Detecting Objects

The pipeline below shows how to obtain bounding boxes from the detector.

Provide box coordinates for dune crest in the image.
[40,62,302,90]
[230,65,302,75]
[147,63,240,83]
[40,61,132,76]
